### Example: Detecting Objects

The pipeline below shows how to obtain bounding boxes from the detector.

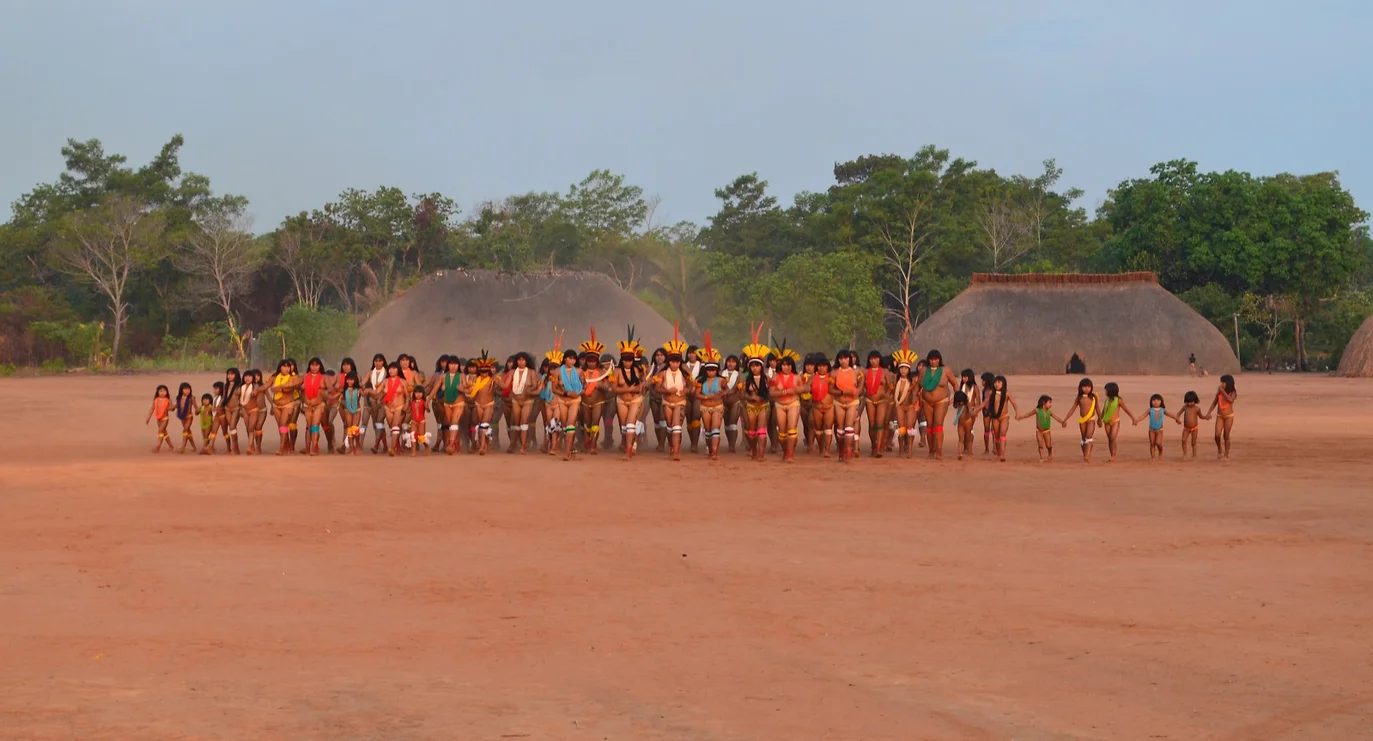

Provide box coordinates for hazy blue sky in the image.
[2,0,1369,230]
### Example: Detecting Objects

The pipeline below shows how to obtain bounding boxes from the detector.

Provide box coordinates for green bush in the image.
[124,353,237,372]
[40,357,67,373]
[30,320,106,368]
[0,363,16,377]
[258,304,358,364]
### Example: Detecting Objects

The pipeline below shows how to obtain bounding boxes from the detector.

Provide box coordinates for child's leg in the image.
[995,417,1009,461]
[1106,421,1120,461]
[1222,415,1234,458]
[155,418,170,452]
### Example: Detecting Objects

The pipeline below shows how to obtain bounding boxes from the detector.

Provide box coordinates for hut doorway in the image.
[1066,353,1086,374]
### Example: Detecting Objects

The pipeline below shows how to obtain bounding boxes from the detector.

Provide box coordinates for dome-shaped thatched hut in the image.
[1337,316,1373,377]
[351,270,673,363]
[908,272,1240,375]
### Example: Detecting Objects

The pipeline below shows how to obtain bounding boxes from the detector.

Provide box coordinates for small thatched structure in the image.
[351,270,673,363]
[1337,316,1373,377]
[908,272,1240,375]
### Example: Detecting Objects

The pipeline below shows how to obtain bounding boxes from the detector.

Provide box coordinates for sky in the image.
[2,0,1369,231]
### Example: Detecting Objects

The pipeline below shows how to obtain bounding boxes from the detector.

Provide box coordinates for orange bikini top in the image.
[834,367,858,393]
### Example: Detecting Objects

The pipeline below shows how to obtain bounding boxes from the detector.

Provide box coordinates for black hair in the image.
[154,384,170,398]
[926,349,943,366]
[780,356,797,373]
[1104,382,1119,399]
[725,354,740,368]
[371,353,387,367]
[1078,377,1094,394]
[980,371,995,387]
[434,355,449,373]
[246,369,261,383]
[866,350,883,366]
[989,375,1009,417]
[276,359,292,374]
[307,357,324,373]
[515,352,533,367]
[895,362,912,378]
[744,364,770,400]
[960,368,976,388]
[340,357,356,375]
[560,349,577,364]
[1184,390,1200,404]
[411,385,426,398]
[1037,394,1052,408]
[813,355,831,370]
[201,393,213,403]
[343,371,360,389]
[387,362,402,374]
[212,381,224,392]
[286,358,298,371]
[620,355,642,386]
[1220,374,1237,396]
[325,369,336,377]
[953,390,968,406]
[224,367,243,403]
[177,382,193,398]
[1149,393,1164,406]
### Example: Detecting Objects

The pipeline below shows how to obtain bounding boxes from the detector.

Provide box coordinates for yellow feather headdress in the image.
[579,326,606,358]
[544,328,566,364]
[741,321,770,365]
[700,330,722,366]
[473,348,499,370]
[617,324,644,358]
[662,321,689,358]
[891,332,920,368]
[771,337,800,364]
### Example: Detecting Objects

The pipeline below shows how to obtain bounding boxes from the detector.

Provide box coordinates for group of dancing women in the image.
[145,324,1239,463]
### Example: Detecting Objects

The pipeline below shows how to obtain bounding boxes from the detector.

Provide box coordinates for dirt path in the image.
[1,374,1370,740]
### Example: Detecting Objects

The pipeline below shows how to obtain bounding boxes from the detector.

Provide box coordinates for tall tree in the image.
[177,205,264,360]
[50,196,167,364]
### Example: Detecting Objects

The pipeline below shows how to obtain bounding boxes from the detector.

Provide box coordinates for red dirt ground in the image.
[1,373,1370,740]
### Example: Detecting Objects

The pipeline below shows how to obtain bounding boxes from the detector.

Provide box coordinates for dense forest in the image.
[1,135,1369,372]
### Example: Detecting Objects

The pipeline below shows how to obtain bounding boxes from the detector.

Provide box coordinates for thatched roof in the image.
[351,270,673,363]
[907,272,1240,375]
[1337,315,1373,377]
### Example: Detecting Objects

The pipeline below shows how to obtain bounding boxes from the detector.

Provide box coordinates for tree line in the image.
[1,136,1369,371]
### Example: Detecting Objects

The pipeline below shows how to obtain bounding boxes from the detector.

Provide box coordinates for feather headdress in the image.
[544,328,566,364]
[618,324,644,358]
[771,337,800,364]
[473,348,499,370]
[662,321,689,358]
[699,330,721,366]
[579,326,606,357]
[742,321,770,365]
[891,332,919,368]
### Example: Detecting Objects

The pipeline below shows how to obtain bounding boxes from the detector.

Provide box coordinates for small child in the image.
[1179,391,1210,459]
[1100,382,1135,463]
[198,393,216,455]
[952,391,971,459]
[174,382,197,454]
[408,387,430,456]
[146,384,172,453]
[1206,374,1238,459]
[1017,395,1065,462]
[1133,394,1180,460]
[212,381,230,453]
